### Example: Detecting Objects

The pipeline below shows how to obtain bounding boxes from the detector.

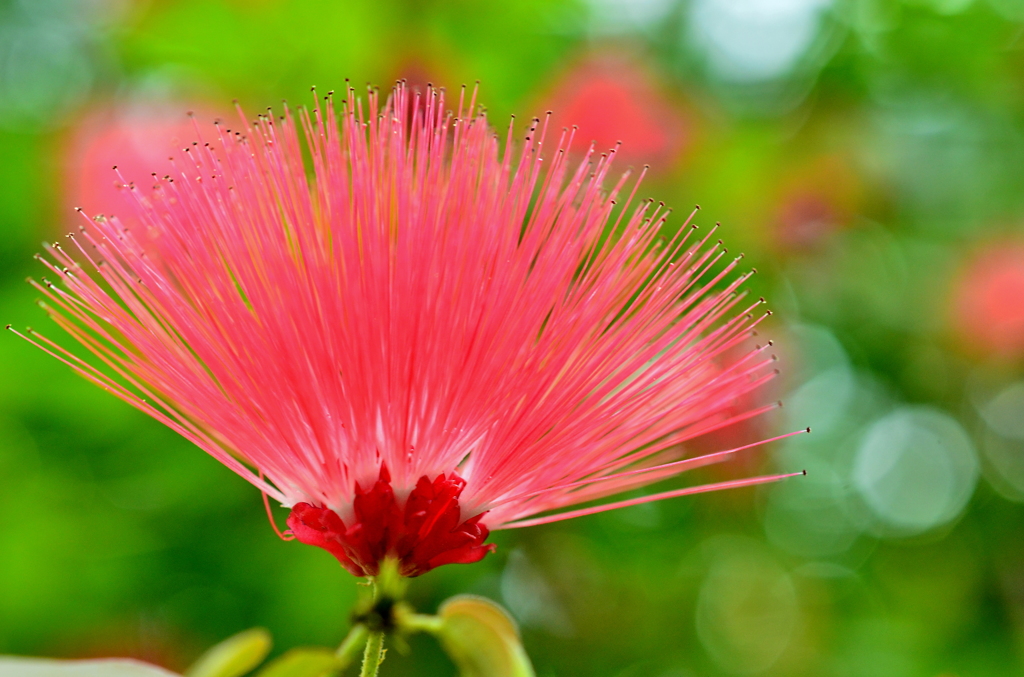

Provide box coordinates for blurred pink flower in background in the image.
[538,51,691,171]
[62,98,223,229]
[951,240,1024,359]
[22,84,800,580]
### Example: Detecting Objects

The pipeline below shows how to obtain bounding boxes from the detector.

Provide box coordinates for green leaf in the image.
[184,628,272,677]
[254,649,339,677]
[0,656,181,676]
[436,596,535,677]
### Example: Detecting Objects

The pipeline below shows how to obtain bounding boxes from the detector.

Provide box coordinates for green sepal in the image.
[253,648,340,677]
[184,628,272,677]
[435,595,535,677]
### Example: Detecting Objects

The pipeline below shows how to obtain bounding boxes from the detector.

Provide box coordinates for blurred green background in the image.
[3,0,1024,675]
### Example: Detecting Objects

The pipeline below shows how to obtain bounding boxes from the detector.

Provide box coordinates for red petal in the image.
[286,469,495,577]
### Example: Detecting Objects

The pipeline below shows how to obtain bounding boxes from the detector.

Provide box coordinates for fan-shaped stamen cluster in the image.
[14,83,803,577]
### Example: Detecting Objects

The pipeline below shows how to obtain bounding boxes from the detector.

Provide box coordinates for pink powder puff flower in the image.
[15,84,804,578]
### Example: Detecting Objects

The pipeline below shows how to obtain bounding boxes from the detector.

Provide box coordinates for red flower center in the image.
[285,466,495,577]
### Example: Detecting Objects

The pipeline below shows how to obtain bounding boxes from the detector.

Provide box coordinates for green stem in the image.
[334,624,369,672]
[396,611,443,635]
[359,631,385,677]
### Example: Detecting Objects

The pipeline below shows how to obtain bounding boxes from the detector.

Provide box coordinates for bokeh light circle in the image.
[979,381,1024,501]
[764,461,859,558]
[0,24,93,128]
[687,0,834,83]
[980,381,1024,441]
[696,538,797,674]
[853,406,978,534]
